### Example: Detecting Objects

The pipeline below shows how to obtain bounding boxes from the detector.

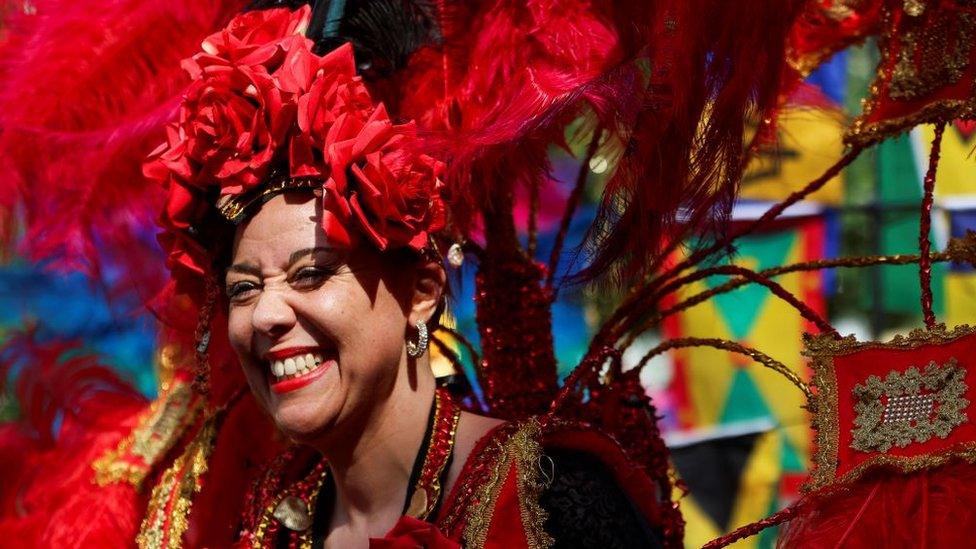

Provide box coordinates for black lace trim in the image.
[540,450,663,549]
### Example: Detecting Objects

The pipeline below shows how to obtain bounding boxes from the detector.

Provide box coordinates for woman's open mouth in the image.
[264,347,335,394]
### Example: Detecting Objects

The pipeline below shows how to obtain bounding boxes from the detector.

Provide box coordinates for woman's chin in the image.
[260,361,341,441]
[272,402,337,443]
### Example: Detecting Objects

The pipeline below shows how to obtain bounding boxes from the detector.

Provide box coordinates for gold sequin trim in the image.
[411,391,462,521]
[846,97,976,146]
[846,2,976,146]
[217,177,322,224]
[805,324,976,492]
[93,380,203,488]
[251,464,330,549]
[463,420,553,549]
[136,411,220,549]
[888,9,975,100]
[851,358,968,452]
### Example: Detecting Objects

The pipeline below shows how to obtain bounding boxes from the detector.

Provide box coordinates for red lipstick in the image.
[270,360,332,394]
[264,346,323,362]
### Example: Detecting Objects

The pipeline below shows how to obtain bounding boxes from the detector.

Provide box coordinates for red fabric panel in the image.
[832,331,976,480]
[483,467,530,548]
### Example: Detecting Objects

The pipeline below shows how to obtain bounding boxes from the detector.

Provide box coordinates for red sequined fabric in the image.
[474,257,557,420]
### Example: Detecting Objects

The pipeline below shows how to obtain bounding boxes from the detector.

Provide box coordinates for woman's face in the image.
[224,193,416,443]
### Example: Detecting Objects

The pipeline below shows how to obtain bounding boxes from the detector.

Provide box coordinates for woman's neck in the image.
[315,358,436,538]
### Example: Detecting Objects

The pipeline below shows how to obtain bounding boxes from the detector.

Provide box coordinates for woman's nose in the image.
[251,287,296,339]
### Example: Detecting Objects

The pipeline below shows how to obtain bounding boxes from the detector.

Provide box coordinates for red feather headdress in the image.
[0,0,246,293]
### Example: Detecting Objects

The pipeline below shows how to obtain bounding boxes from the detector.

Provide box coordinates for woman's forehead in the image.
[232,193,324,259]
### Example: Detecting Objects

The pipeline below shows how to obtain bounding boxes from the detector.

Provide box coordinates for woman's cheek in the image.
[226,306,253,356]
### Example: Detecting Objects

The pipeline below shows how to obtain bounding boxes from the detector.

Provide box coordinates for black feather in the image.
[307,0,441,78]
[244,1,441,79]
[245,0,312,12]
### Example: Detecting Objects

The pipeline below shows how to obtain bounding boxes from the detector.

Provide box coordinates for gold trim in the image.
[462,433,510,547]
[804,323,976,492]
[409,392,442,519]
[297,468,330,549]
[850,358,968,452]
[251,456,329,549]
[93,380,203,489]
[846,97,976,147]
[513,423,553,549]
[845,3,976,147]
[437,423,519,533]
[463,420,553,549]
[410,392,463,521]
[137,411,220,549]
[888,9,974,100]
[216,176,322,224]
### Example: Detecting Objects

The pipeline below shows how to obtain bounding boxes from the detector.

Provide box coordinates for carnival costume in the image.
[3,0,976,547]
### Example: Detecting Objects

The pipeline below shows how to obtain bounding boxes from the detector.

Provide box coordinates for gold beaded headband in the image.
[215,176,323,225]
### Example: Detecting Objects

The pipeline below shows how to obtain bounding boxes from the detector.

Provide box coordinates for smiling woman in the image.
[0,0,810,545]
[130,5,669,546]
[217,186,661,548]
[225,194,427,443]
[224,191,466,544]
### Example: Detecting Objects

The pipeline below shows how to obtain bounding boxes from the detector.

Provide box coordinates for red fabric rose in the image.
[321,105,446,251]
[287,44,374,178]
[368,516,460,549]
[193,5,312,75]
[193,66,290,193]
[147,6,448,293]
[151,174,212,286]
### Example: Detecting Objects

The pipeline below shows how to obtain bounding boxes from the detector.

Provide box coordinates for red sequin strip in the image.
[475,257,557,419]
[919,122,945,329]
[412,389,463,519]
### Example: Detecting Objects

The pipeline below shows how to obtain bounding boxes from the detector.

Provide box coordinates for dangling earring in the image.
[192,276,220,396]
[406,320,429,358]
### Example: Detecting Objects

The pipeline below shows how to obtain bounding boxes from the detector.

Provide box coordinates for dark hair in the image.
[247,0,441,80]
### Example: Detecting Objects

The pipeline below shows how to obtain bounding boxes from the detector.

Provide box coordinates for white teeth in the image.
[269,353,326,381]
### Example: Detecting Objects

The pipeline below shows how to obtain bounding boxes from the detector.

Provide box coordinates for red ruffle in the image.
[369,516,460,549]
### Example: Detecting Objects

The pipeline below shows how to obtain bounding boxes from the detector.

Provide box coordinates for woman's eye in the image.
[226,281,261,302]
[291,267,331,289]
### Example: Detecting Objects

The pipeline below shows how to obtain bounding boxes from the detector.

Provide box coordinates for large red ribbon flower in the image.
[368,516,460,549]
[144,5,447,289]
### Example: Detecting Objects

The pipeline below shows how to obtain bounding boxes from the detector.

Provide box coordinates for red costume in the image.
[7,0,975,548]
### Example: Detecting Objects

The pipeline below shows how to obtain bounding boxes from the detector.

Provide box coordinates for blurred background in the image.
[1,37,974,549]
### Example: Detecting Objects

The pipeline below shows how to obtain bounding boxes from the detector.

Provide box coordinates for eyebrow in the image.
[288,247,334,266]
[226,263,261,276]
[226,247,336,277]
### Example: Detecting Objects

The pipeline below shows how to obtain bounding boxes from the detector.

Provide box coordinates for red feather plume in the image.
[377,0,806,281]
[0,0,246,287]
[0,332,148,546]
